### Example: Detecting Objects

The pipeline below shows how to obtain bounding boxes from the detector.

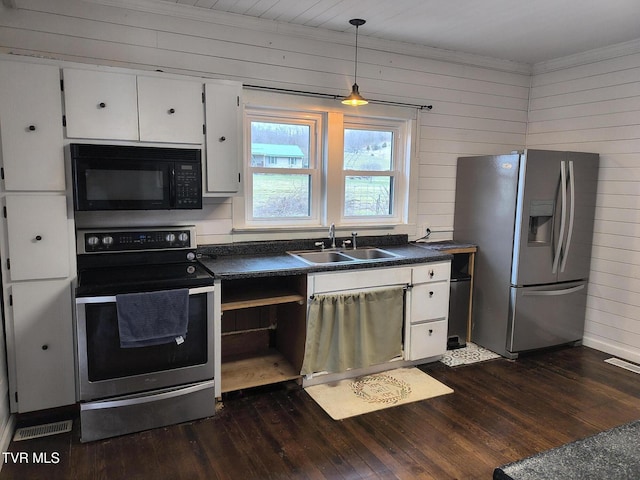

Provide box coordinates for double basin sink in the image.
[288,247,401,265]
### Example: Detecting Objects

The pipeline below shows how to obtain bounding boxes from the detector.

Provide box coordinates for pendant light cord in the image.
[353,23,359,84]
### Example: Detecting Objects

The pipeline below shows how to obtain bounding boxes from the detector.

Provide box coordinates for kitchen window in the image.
[240,103,411,230]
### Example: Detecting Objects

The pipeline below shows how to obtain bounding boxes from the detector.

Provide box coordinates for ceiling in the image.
[147,0,640,64]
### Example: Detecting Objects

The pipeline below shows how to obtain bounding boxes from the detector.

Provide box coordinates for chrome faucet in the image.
[351,231,358,249]
[329,223,336,248]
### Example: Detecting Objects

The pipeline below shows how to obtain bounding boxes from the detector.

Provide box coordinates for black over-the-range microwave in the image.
[70,143,202,211]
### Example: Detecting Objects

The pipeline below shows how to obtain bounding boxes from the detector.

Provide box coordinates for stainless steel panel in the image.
[557,152,599,282]
[75,287,215,401]
[80,380,215,442]
[454,154,519,356]
[512,150,566,286]
[507,281,587,353]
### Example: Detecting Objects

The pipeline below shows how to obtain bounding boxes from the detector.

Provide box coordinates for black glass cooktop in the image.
[76,262,214,296]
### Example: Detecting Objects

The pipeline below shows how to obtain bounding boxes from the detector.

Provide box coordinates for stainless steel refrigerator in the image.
[453,150,599,358]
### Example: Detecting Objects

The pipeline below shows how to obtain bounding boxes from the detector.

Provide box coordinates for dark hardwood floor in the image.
[3,346,640,480]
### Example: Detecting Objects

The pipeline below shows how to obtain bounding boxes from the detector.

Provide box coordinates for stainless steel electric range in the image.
[74,226,216,442]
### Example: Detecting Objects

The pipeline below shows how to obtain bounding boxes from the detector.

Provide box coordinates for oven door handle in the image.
[76,285,214,304]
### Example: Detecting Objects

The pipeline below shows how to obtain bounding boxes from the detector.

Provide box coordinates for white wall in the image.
[529,44,640,363]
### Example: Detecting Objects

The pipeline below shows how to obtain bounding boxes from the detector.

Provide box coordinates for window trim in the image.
[339,116,409,225]
[244,109,324,227]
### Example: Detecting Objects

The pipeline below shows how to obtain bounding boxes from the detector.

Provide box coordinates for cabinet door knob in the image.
[219,136,226,142]
[429,270,435,278]
[98,102,106,108]
[428,329,433,336]
[41,345,49,350]
[28,125,36,131]
[429,291,434,297]
[35,235,43,241]
[168,108,176,114]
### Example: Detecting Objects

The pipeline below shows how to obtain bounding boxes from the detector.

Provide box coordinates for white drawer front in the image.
[412,261,451,284]
[410,281,450,323]
[409,320,447,361]
[311,266,411,294]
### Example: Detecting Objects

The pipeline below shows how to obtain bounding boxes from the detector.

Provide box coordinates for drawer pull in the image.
[168,108,176,114]
[428,329,433,336]
[28,125,36,131]
[98,102,106,108]
[429,270,435,278]
[41,344,49,351]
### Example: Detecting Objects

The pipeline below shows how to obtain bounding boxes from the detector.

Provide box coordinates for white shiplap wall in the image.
[529,46,640,363]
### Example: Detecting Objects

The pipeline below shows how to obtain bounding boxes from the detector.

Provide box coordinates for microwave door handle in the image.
[169,165,176,207]
[552,160,567,275]
[560,160,575,273]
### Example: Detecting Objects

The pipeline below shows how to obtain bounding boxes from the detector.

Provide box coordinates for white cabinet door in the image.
[204,81,242,195]
[11,280,75,412]
[5,195,70,281]
[138,76,204,144]
[63,68,138,140]
[0,61,65,191]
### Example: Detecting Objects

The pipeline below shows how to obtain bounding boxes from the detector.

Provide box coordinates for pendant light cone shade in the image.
[342,18,368,106]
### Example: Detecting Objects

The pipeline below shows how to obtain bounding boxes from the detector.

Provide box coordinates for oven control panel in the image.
[77,226,197,254]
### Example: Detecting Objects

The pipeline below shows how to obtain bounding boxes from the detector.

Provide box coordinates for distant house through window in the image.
[251,143,306,168]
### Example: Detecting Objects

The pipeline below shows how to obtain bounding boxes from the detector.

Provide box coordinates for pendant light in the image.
[342,18,368,106]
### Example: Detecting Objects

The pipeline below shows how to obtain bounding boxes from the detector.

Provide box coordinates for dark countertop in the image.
[196,235,466,280]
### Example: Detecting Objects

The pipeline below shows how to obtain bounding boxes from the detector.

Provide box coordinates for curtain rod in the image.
[243,84,433,110]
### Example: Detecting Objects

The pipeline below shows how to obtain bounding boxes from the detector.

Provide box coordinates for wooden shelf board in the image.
[221,291,305,311]
[220,350,300,393]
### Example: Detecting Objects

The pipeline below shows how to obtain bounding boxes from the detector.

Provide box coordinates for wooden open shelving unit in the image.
[219,275,307,394]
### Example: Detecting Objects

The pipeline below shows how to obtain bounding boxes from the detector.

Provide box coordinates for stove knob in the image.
[186,252,196,261]
[186,265,196,274]
[102,236,114,246]
[165,233,176,243]
[87,235,100,247]
[178,232,189,243]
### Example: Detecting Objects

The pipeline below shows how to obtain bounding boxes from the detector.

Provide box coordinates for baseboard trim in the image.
[582,337,640,365]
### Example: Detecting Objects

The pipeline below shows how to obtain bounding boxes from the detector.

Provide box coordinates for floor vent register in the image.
[605,357,640,375]
[13,420,73,442]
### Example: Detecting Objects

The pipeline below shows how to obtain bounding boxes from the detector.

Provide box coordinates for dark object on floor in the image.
[494,419,640,480]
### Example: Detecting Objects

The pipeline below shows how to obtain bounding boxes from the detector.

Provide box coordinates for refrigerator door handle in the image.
[552,160,567,274]
[522,284,585,296]
[560,160,575,273]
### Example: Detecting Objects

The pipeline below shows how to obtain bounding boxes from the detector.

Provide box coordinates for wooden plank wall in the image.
[0,0,529,244]
[529,46,640,363]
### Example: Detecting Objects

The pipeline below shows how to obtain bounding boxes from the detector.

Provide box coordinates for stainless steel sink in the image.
[342,247,399,260]
[291,250,355,264]
[289,247,401,265]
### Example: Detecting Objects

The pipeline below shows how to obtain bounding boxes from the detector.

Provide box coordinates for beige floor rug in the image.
[304,367,453,420]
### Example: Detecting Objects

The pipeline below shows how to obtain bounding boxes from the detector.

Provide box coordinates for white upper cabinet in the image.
[204,81,243,195]
[4,194,70,281]
[63,68,139,141]
[0,61,65,191]
[138,76,204,144]
[63,68,204,144]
